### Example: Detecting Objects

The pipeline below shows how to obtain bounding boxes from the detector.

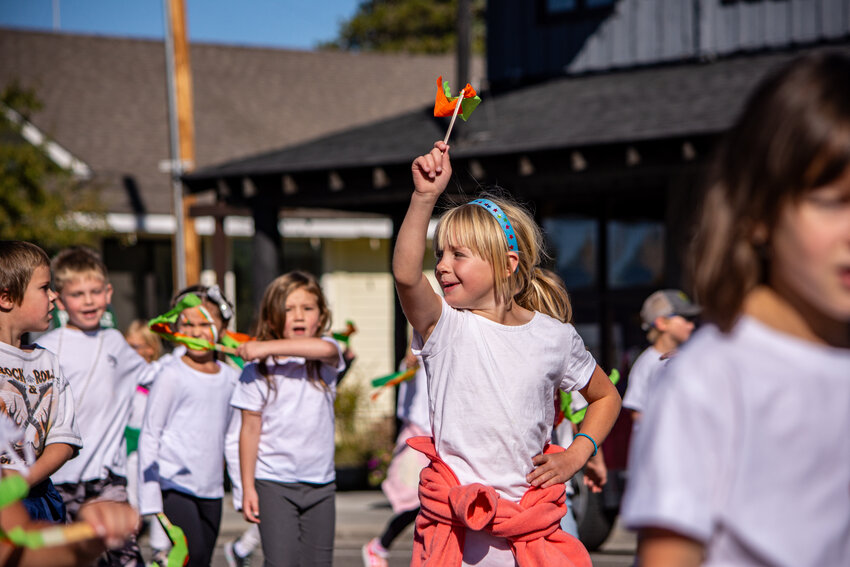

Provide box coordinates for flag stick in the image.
[442,87,465,144]
[213,343,238,355]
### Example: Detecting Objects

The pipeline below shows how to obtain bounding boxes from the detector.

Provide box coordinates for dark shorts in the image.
[22,478,66,522]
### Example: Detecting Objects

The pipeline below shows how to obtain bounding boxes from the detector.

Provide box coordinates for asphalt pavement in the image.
[139,490,637,566]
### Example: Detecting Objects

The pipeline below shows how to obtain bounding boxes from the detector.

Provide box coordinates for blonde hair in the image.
[255,271,332,391]
[434,193,572,323]
[125,319,163,362]
[51,246,108,294]
[691,52,850,331]
[0,241,50,305]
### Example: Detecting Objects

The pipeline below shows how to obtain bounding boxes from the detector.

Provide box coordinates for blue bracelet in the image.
[573,432,598,457]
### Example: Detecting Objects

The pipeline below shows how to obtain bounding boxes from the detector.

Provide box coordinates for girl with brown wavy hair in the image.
[231,271,344,567]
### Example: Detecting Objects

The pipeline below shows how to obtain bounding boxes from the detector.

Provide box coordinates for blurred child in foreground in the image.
[0,412,138,567]
[622,52,850,567]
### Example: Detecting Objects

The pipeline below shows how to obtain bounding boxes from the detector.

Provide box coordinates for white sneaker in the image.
[149,549,168,567]
[361,537,388,567]
[224,540,252,567]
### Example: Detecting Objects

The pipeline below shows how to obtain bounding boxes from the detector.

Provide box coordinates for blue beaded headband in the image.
[469,198,518,252]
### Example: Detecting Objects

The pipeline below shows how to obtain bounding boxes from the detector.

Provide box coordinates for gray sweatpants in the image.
[254,479,336,567]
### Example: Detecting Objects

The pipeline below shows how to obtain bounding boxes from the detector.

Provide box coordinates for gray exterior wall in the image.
[487,0,850,89]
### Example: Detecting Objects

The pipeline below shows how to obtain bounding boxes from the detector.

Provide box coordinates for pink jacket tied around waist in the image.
[407,436,591,567]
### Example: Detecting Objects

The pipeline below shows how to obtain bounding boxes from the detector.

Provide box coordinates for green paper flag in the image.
[157,513,190,567]
[0,475,28,510]
[219,332,245,368]
[442,79,481,121]
[149,294,202,327]
[148,294,216,351]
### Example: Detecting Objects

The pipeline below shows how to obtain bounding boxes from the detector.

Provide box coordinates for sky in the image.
[0,0,363,51]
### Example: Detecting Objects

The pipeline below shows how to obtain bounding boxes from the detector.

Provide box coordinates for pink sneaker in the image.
[361,537,388,567]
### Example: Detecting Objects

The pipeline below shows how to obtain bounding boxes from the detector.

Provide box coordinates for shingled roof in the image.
[0,28,482,216]
[184,43,850,187]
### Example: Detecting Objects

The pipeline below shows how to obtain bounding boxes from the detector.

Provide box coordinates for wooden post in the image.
[251,178,281,315]
[165,0,200,288]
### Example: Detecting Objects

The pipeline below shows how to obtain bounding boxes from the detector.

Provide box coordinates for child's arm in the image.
[0,498,103,567]
[582,447,607,493]
[223,408,243,511]
[393,141,452,340]
[638,528,704,567]
[137,377,175,516]
[239,410,262,524]
[235,338,339,366]
[527,364,621,488]
[0,498,139,567]
[24,443,74,487]
[124,343,154,388]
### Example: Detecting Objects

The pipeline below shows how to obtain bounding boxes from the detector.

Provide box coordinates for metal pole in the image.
[162,0,187,290]
[52,0,61,31]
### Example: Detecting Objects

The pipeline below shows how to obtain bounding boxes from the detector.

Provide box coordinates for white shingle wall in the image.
[322,267,396,422]
[321,238,439,428]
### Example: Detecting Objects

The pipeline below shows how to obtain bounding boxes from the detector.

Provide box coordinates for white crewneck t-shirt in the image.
[138,356,239,514]
[414,299,597,566]
[38,327,151,484]
[622,316,850,567]
[414,299,597,502]
[622,345,666,414]
[230,336,344,485]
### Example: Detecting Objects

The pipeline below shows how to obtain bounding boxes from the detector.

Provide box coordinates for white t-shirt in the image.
[230,336,345,485]
[0,342,81,466]
[396,357,431,434]
[621,345,665,414]
[38,327,151,484]
[415,300,596,566]
[414,299,596,500]
[622,316,850,567]
[138,356,239,514]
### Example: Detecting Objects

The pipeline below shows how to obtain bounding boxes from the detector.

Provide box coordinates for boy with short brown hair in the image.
[0,241,81,522]
[37,246,151,566]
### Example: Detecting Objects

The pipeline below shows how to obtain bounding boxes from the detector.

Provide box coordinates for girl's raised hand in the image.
[411,141,452,198]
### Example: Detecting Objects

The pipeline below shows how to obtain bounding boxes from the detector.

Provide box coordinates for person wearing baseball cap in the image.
[622,290,701,423]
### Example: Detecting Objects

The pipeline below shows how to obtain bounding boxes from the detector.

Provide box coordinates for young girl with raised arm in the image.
[621,52,850,567]
[138,286,240,567]
[231,271,345,567]
[394,141,621,566]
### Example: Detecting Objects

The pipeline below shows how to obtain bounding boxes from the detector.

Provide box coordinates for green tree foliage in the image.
[323,0,486,54]
[0,82,105,252]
